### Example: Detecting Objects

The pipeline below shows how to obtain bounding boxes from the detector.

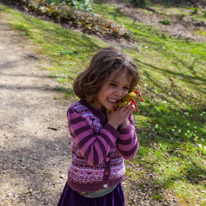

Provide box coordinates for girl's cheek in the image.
[123,91,127,95]
[123,91,129,97]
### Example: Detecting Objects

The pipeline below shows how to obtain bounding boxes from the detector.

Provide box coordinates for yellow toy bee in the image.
[107,91,144,113]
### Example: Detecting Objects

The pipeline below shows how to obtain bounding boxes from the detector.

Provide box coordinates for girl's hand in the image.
[107,103,135,129]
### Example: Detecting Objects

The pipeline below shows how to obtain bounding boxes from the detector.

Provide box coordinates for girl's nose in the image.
[114,89,123,97]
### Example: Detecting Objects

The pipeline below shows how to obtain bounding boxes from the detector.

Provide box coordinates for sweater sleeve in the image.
[68,107,120,167]
[117,114,139,160]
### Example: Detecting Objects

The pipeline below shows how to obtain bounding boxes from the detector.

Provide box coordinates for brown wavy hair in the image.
[73,46,140,102]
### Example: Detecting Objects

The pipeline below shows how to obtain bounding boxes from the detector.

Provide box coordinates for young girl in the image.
[57,46,140,206]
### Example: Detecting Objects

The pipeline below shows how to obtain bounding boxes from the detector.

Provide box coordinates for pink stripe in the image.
[101,129,116,143]
[119,129,135,140]
[120,151,138,160]
[124,153,137,160]
[73,130,93,144]
[95,142,104,163]
[72,121,88,130]
[97,135,111,151]
[88,149,94,166]
[118,137,137,151]
[80,137,96,155]
[69,125,74,134]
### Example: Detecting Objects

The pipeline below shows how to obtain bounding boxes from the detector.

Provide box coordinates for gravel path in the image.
[0,19,71,206]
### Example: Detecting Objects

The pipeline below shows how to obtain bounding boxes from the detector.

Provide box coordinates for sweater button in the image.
[103,184,108,188]
[104,171,110,176]
[105,157,110,162]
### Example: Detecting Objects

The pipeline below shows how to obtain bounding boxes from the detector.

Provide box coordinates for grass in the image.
[0,1,205,205]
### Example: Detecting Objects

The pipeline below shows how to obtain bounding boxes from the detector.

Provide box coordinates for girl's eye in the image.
[110,83,116,87]
[123,87,130,90]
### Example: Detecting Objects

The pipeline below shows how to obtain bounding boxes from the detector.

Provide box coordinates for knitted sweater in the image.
[66,99,139,193]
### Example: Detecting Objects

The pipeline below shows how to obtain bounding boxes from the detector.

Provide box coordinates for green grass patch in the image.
[159,19,171,25]
[93,2,206,204]
[0,1,205,204]
[203,10,206,18]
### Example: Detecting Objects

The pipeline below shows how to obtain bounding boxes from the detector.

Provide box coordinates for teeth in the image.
[108,98,117,103]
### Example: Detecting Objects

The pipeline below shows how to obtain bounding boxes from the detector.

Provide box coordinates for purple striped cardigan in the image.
[66,99,139,192]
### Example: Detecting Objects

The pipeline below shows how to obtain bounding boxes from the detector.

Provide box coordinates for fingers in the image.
[126,104,135,116]
[116,103,134,121]
[107,103,134,128]
[119,102,134,112]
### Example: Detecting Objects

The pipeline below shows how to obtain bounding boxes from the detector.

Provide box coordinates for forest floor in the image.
[118,3,206,43]
[0,1,205,206]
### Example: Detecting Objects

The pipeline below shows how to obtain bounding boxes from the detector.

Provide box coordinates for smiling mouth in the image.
[108,98,119,104]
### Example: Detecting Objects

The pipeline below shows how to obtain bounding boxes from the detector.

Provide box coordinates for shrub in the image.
[159,19,171,25]
[38,0,92,12]
[67,0,92,12]
[6,0,132,41]
[129,0,146,7]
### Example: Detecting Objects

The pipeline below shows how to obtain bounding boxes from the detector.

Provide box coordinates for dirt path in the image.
[0,19,71,206]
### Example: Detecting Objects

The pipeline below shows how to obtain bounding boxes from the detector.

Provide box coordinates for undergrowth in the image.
[5,0,132,40]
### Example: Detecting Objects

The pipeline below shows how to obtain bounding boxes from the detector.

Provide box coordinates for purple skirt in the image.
[57,183,125,206]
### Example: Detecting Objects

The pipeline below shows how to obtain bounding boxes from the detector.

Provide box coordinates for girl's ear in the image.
[86,96,94,103]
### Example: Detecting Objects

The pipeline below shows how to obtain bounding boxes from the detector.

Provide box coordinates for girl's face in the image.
[92,70,132,111]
